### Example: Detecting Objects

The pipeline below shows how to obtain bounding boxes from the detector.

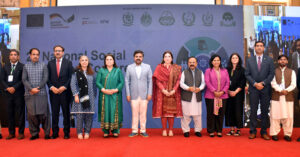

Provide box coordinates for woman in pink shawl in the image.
[152,51,182,137]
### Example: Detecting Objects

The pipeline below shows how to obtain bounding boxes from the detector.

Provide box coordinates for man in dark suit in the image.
[47,45,73,139]
[245,41,275,140]
[0,49,25,140]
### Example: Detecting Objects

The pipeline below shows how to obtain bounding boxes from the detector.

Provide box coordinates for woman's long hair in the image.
[76,55,94,75]
[227,53,242,70]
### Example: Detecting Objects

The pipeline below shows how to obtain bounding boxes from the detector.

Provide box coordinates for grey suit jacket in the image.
[125,63,153,100]
[245,55,275,91]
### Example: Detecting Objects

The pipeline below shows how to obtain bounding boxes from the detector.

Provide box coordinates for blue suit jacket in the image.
[125,63,152,100]
[245,55,275,91]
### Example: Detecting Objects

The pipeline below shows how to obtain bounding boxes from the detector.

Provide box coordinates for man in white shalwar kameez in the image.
[270,55,296,142]
[180,57,205,137]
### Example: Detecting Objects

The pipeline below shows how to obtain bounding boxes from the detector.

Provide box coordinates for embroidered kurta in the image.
[152,64,183,118]
[96,68,124,130]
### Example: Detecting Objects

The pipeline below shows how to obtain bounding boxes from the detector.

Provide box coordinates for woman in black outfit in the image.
[225,53,246,136]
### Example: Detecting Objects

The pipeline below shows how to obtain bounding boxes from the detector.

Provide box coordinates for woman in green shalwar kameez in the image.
[96,54,124,137]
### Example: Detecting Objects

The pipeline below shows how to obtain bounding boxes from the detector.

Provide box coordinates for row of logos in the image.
[26,11,237,29]
[123,11,236,27]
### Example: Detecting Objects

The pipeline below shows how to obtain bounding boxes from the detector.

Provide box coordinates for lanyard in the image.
[10,64,16,75]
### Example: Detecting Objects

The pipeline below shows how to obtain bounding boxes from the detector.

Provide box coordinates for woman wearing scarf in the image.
[96,54,124,138]
[152,51,182,137]
[204,54,230,137]
[71,55,97,139]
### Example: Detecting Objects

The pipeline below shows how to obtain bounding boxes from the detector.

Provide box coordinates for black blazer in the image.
[0,62,25,96]
[245,55,275,91]
[47,58,74,92]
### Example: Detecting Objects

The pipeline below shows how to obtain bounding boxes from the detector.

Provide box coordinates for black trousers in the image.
[206,98,227,133]
[249,88,270,135]
[225,94,244,128]
[50,92,70,135]
[6,93,25,135]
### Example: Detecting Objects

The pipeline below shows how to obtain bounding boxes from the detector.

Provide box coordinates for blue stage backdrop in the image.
[281,17,300,40]
[20,5,243,128]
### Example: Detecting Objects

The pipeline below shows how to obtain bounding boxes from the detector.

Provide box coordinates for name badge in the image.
[8,75,13,82]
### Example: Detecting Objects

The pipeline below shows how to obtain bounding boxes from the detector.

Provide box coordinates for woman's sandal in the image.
[234,130,241,136]
[226,130,235,136]
[103,134,109,138]
[113,133,119,138]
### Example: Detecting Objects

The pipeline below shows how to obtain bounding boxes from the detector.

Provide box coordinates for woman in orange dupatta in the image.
[152,51,183,137]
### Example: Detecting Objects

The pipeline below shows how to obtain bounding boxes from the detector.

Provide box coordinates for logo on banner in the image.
[176,37,229,72]
[220,12,235,27]
[50,13,75,28]
[141,12,152,27]
[202,12,213,26]
[182,12,195,26]
[26,14,44,28]
[159,11,175,26]
[123,12,134,26]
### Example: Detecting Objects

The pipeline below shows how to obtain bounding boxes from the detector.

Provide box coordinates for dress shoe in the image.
[51,134,59,139]
[140,132,149,137]
[183,132,190,137]
[261,134,270,140]
[271,136,279,141]
[64,134,70,139]
[248,134,256,139]
[284,136,291,142]
[0,134,2,139]
[6,134,16,140]
[297,137,300,142]
[44,135,50,140]
[195,132,202,137]
[128,133,138,137]
[30,135,39,140]
[209,133,215,137]
[17,134,25,140]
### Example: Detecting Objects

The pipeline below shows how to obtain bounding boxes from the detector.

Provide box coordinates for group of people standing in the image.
[0,40,300,142]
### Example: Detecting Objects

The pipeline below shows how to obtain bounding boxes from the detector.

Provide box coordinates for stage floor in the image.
[0,128,299,157]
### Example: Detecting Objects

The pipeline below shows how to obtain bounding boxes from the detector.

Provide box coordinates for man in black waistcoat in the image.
[179,57,206,137]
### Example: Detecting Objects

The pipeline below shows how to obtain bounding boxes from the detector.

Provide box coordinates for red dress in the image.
[152,64,183,118]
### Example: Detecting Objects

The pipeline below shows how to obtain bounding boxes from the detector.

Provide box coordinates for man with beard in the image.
[270,55,296,142]
[125,50,152,137]
[180,57,205,137]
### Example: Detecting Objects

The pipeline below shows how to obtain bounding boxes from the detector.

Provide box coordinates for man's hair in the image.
[53,45,65,51]
[254,41,265,47]
[133,50,144,57]
[10,49,20,56]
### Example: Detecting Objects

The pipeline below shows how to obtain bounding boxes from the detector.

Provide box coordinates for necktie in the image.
[56,59,60,77]
[258,56,261,71]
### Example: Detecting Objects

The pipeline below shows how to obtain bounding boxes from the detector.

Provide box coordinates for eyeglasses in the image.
[55,50,63,52]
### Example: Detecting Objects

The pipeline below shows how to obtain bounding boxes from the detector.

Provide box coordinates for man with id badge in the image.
[0,49,25,140]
